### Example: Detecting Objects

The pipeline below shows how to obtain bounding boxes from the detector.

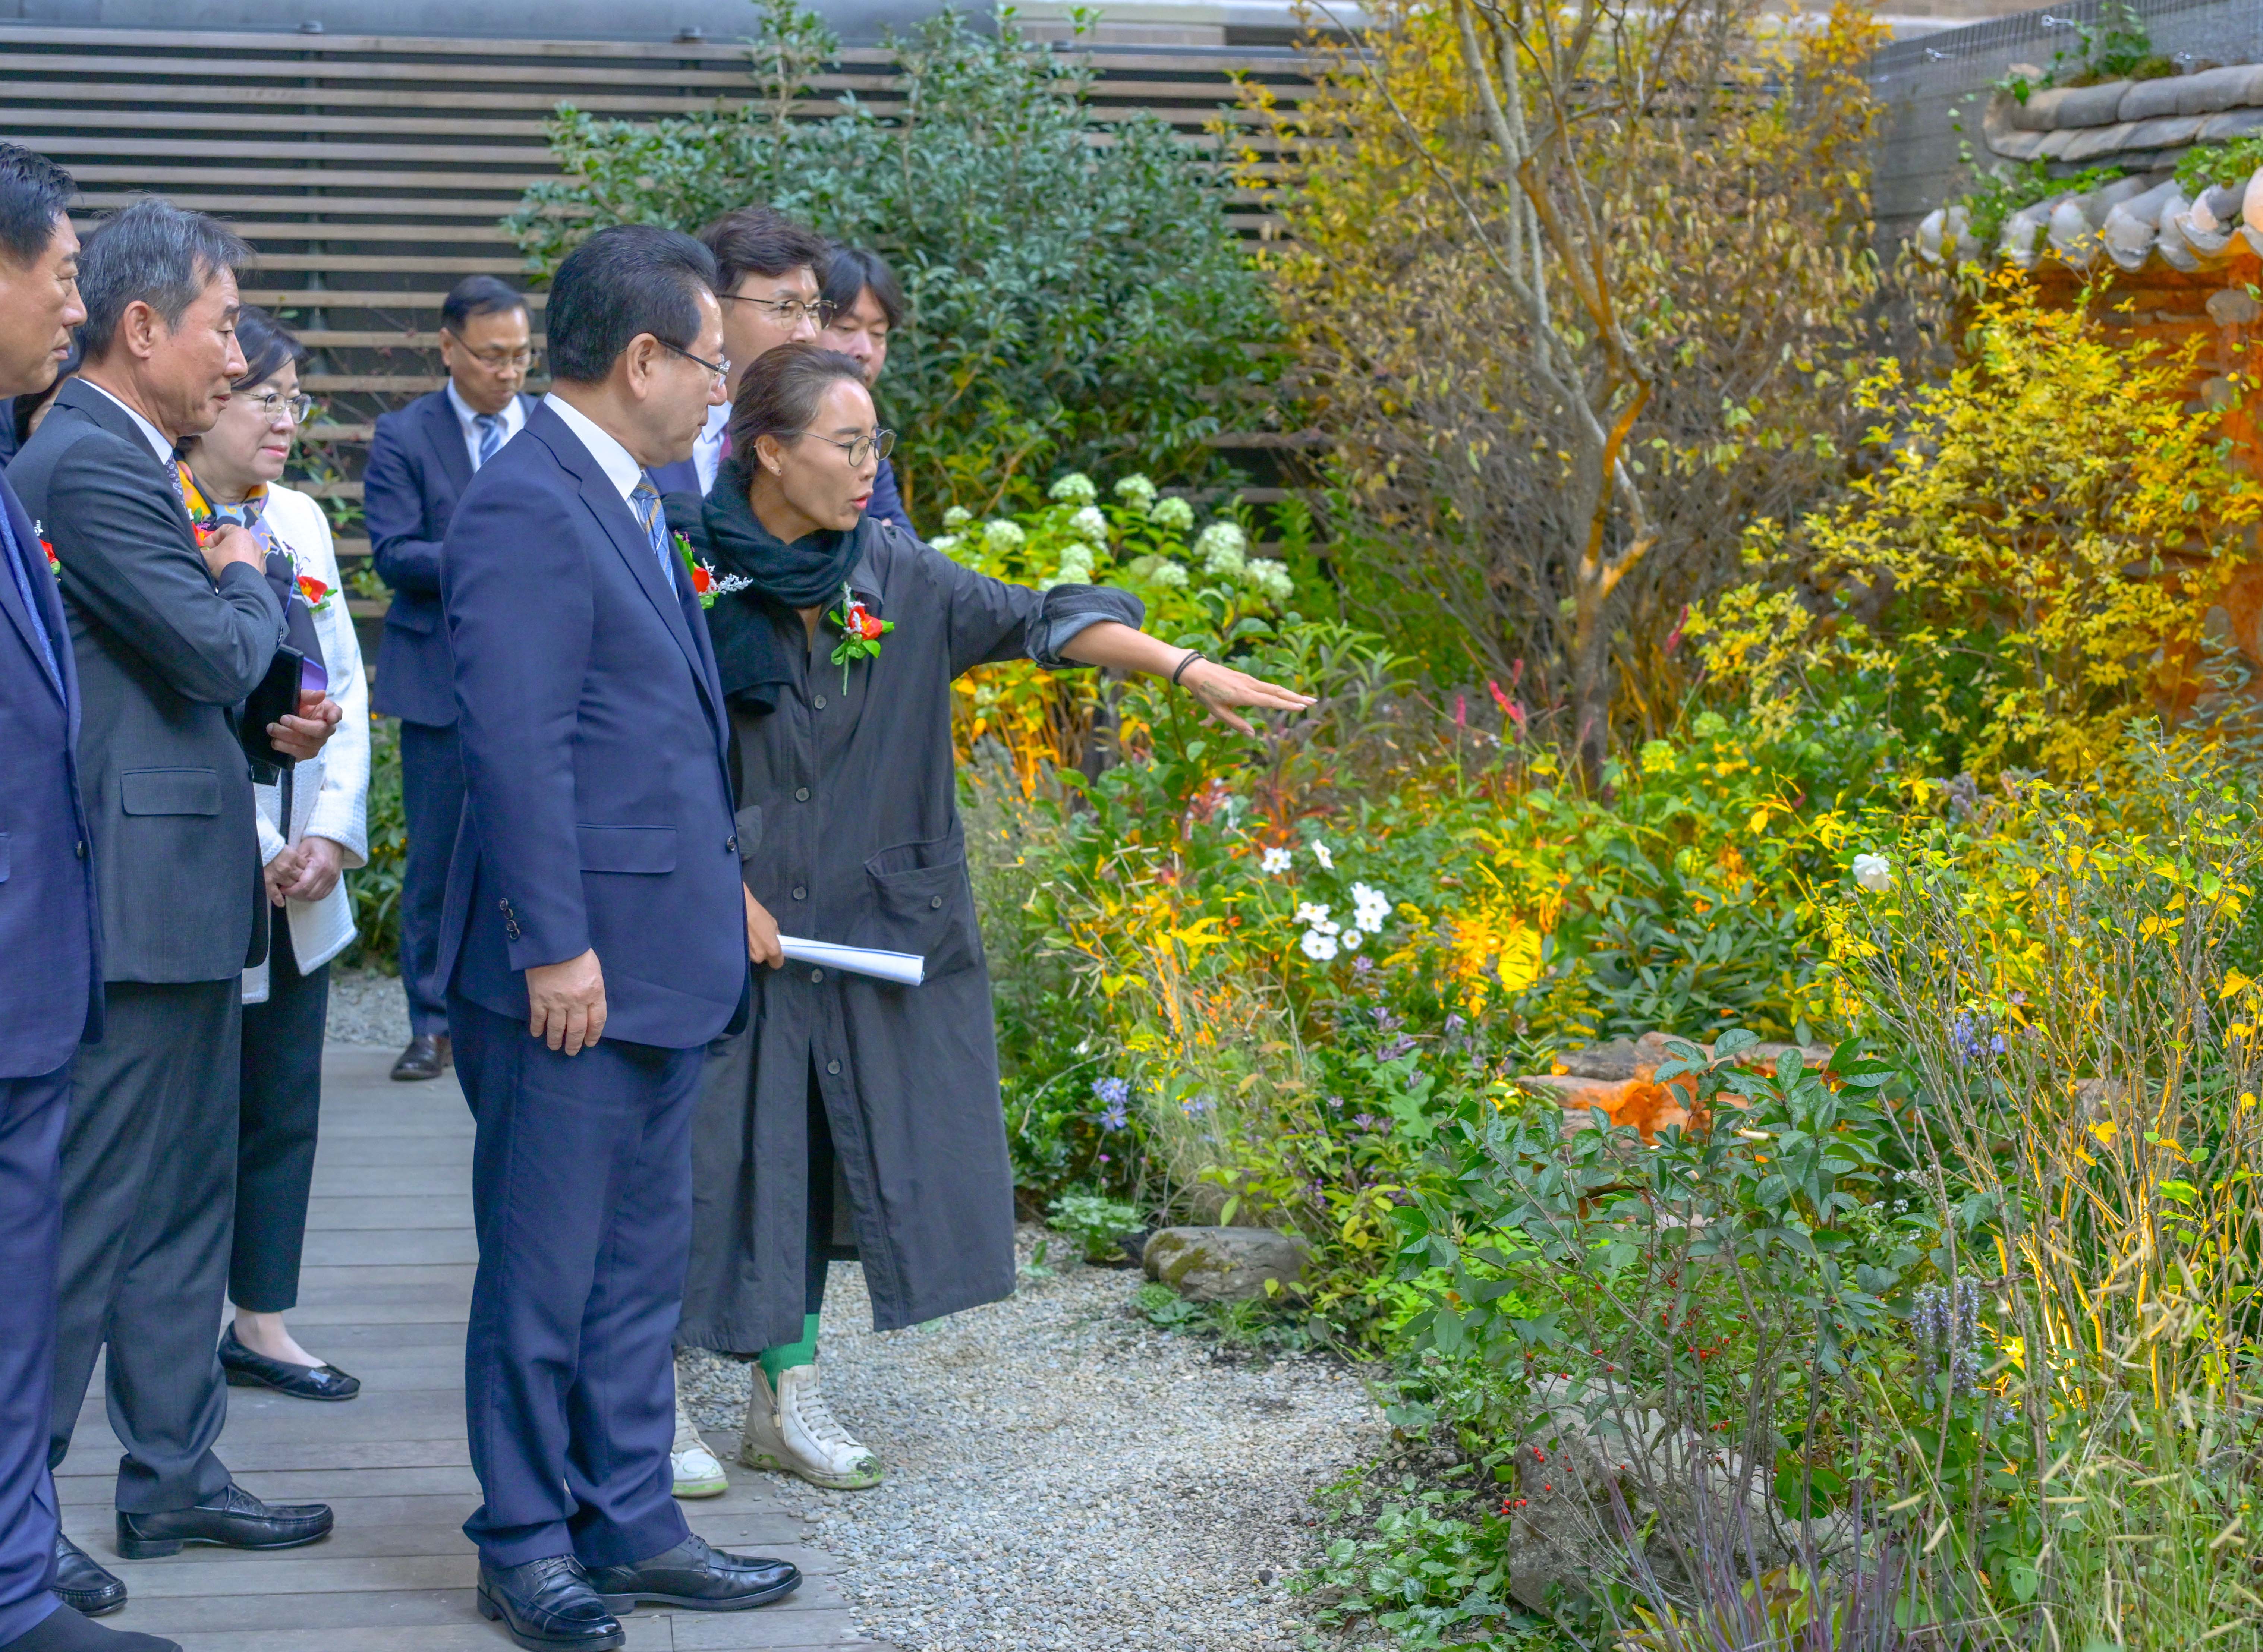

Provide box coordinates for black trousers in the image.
[234,920,330,1313]
[397,719,464,1037]
[803,1070,834,1318]
[49,980,238,1513]
[0,1063,69,1643]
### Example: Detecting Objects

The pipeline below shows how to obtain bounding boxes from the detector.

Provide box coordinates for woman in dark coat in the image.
[673,344,1309,1489]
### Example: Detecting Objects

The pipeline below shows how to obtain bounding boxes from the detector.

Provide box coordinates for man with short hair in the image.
[440,223,797,1651]
[0,145,178,1652]
[647,206,829,497]
[816,243,912,532]
[9,197,339,1622]
[365,274,539,1083]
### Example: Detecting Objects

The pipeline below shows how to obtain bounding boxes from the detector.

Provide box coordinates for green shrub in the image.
[343,714,405,972]
[1046,1190,1144,1264]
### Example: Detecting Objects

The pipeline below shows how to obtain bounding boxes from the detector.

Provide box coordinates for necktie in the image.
[629,478,677,593]
[473,413,504,469]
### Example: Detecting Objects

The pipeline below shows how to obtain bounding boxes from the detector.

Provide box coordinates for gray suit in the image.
[7,379,286,1513]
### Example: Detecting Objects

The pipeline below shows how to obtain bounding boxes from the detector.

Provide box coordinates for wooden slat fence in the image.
[0,24,1313,564]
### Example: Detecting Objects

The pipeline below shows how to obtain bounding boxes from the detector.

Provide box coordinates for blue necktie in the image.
[630,478,677,593]
[473,413,504,469]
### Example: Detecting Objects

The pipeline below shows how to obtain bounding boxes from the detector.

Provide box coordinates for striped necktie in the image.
[473,413,504,469]
[629,478,677,592]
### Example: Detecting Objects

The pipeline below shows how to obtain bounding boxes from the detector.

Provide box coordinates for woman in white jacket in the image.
[179,308,371,1401]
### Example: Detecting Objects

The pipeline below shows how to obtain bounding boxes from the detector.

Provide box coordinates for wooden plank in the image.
[246,291,546,310]
[1,76,1310,112]
[56,165,540,191]
[75,194,563,218]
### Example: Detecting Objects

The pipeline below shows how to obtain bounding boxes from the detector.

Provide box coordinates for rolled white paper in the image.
[777,935,925,987]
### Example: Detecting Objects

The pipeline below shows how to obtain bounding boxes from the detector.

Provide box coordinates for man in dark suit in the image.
[646,207,826,498]
[364,274,537,1082]
[0,145,178,1652]
[9,198,341,1619]
[440,225,796,1651]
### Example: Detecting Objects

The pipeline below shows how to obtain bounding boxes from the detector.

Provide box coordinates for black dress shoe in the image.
[476,1555,623,1651]
[390,1032,450,1081]
[115,1483,333,1559]
[1,1603,179,1651]
[218,1326,361,1402]
[48,1536,124,1617]
[587,1532,800,1612]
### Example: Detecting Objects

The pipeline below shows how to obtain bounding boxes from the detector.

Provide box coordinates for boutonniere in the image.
[673,530,753,611]
[38,532,59,575]
[827,581,892,690]
[296,573,333,614]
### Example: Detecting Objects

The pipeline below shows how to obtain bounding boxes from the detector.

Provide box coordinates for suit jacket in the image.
[0,459,102,1074]
[438,401,745,1049]
[8,380,285,984]
[365,388,536,727]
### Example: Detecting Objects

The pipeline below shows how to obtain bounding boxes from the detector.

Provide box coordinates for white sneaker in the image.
[671,1384,730,1499]
[739,1363,882,1490]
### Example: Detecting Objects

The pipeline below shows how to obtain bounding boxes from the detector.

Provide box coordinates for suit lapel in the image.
[0,468,63,703]
[422,392,473,497]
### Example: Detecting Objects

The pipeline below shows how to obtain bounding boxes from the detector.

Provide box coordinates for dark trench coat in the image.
[677,515,1140,1353]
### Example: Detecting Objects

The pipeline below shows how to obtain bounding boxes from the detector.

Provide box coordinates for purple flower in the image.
[1352,956,1375,976]
[1353,1113,1381,1132]
[1444,1013,1467,1035]
[1378,1033,1417,1063]
[1099,1101,1129,1131]
[1370,1006,1402,1031]
[1092,1076,1130,1107]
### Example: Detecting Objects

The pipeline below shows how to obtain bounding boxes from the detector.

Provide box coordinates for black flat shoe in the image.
[587,1533,800,1612]
[476,1555,623,1651]
[115,1484,333,1559]
[390,1032,450,1081]
[1,1603,179,1651]
[218,1327,361,1402]
[48,1535,124,1616]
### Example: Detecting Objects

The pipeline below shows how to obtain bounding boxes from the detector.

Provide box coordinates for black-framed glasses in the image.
[241,390,315,425]
[721,293,837,329]
[798,428,895,467]
[657,338,731,382]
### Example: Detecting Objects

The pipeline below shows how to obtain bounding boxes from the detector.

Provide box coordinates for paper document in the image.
[778,935,925,987]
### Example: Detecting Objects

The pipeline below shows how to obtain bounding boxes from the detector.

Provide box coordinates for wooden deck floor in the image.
[55,1047,891,1652]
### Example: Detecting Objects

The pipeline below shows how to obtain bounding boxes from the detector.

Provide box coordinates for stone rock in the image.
[1142,1226,1312,1302]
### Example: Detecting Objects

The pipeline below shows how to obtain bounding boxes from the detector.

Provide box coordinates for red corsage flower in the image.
[296,573,331,612]
[41,538,59,575]
[827,582,893,690]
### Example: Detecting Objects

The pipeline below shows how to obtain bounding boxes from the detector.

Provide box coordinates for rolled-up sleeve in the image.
[1025,583,1145,670]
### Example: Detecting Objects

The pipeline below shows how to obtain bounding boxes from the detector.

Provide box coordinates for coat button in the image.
[75,839,86,859]
[813,694,828,710]
[726,835,739,852]
[827,1059,841,1076]
[792,885,806,901]
[809,967,823,983]
[795,786,810,801]
[929,895,942,908]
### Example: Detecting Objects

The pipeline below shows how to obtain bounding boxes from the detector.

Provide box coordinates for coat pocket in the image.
[120,767,222,816]
[577,824,677,875]
[734,804,762,863]
[853,827,979,980]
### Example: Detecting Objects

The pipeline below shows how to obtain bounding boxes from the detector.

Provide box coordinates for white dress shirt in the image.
[541,392,642,502]
[82,379,175,468]
[691,402,728,493]
[447,379,526,472]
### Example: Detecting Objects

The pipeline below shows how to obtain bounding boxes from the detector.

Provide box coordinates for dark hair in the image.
[818,245,905,331]
[12,337,78,447]
[0,143,75,268]
[440,274,527,335]
[545,224,718,383]
[78,199,250,360]
[232,306,306,390]
[697,206,828,296]
[728,342,868,462]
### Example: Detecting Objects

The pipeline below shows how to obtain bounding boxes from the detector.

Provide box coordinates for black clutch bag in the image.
[237,643,304,780]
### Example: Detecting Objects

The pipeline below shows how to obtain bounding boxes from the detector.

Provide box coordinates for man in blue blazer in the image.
[364,275,537,1082]
[438,225,796,1652]
[0,146,175,1652]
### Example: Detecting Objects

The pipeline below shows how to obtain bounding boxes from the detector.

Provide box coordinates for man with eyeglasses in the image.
[364,275,539,1085]
[648,208,829,500]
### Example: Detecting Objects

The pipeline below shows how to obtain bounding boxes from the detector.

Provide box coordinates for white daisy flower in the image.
[1311,841,1334,870]
[1299,929,1340,962]
[1853,852,1892,893]
[1260,847,1293,873]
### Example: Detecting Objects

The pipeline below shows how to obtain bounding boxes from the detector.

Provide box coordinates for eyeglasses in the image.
[721,294,837,329]
[657,338,732,382]
[242,390,315,425]
[799,428,895,468]
[466,349,534,372]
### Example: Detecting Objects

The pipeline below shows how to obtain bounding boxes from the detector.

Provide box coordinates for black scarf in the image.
[663,456,865,713]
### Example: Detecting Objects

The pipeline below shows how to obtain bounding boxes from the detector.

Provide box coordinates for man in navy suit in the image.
[363,275,538,1083]
[0,146,174,1652]
[438,225,797,1652]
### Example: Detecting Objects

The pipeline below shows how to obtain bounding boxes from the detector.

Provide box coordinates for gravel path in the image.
[678,1229,1388,1651]
[325,964,412,1050]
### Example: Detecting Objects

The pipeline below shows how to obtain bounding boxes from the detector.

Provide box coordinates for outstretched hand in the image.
[1179,658,1316,736]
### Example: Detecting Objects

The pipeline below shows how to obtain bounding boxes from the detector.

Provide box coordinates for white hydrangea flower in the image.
[1249,560,1294,603]
[1151,496,1195,532]
[1148,562,1189,589]
[1114,474,1158,511]
[1351,882,1390,932]
[943,505,973,530]
[1310,841,1334,870]
[1260,847,1293,874]
[1853,853,1892,893]
[1055,554,1094,585]
[1048,472,1098,505]
[1299,928,1340,962]
[930,533,961,554]
[1068,505,1109,546]
[982,519,1026,554]
[1340,928,1363,950]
